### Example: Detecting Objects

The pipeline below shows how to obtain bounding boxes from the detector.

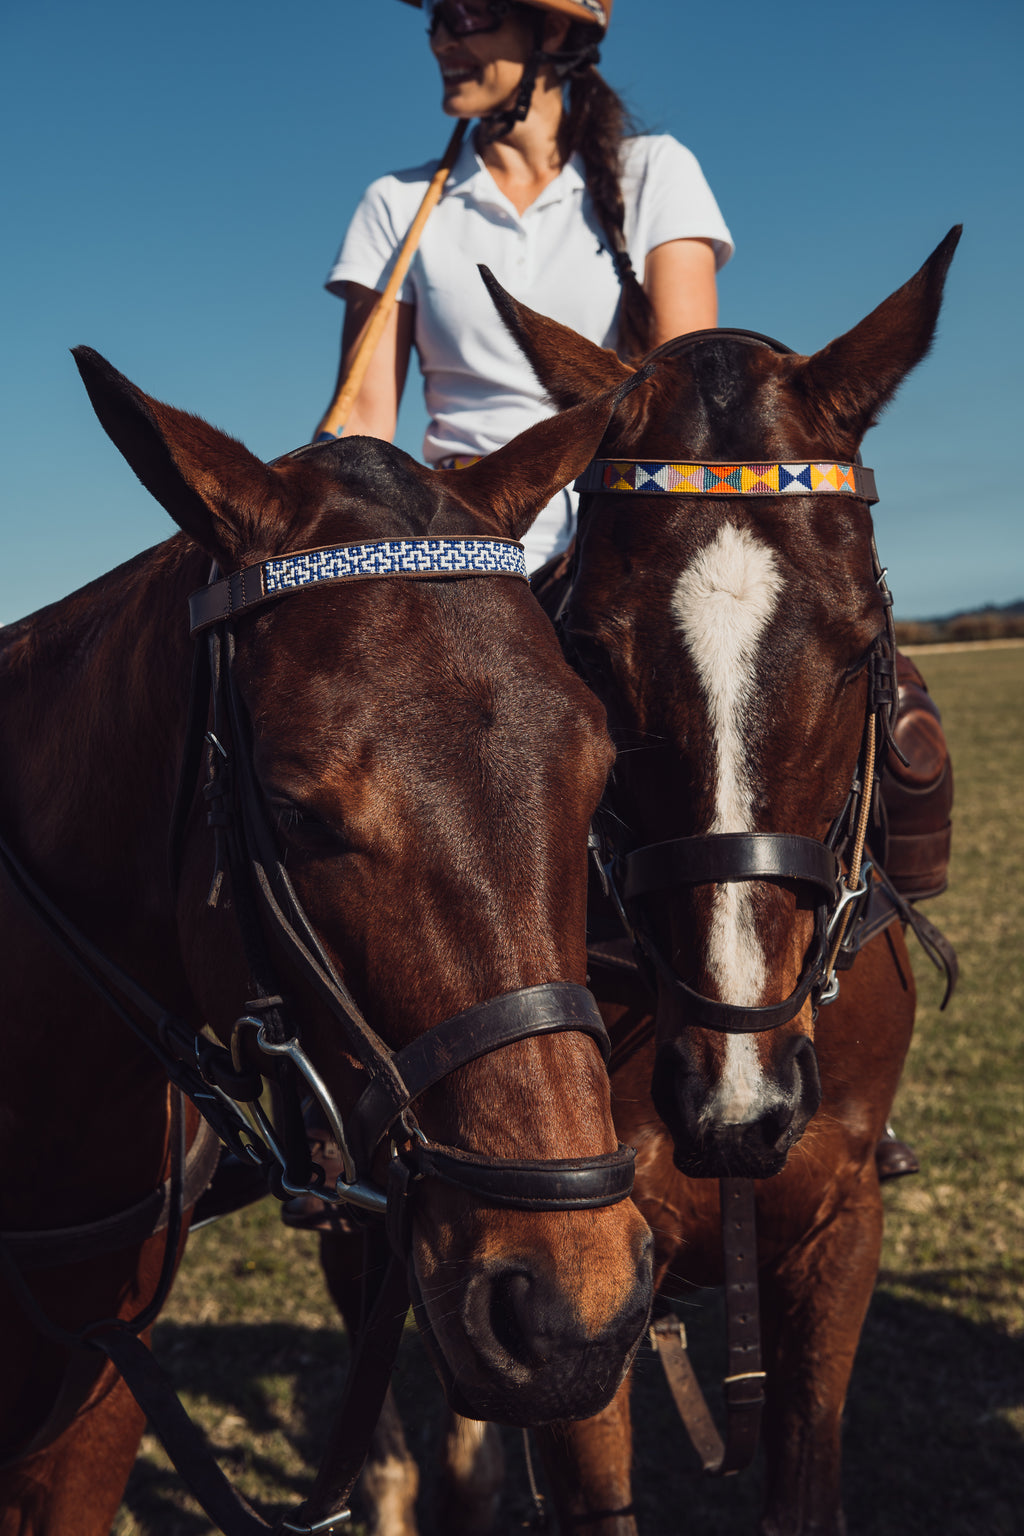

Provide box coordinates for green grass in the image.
[116,645,1024,1536]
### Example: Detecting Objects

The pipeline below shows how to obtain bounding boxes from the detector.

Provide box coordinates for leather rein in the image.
[0,530,635,1533]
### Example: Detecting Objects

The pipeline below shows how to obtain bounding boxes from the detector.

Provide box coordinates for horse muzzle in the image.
[652,1030,822,1180]
[408,1209,653,1425]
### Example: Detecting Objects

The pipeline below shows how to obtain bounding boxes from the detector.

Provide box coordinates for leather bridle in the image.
[3,532,636,1230]
[567,328,903,1032]
[183,538,635,1223]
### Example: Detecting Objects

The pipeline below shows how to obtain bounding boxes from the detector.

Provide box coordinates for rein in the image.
[0,532,635,1535]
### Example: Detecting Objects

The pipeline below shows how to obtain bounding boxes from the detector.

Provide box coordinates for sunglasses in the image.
[427,0,513,38]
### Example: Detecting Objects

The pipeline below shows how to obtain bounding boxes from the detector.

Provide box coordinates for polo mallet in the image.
[315,118,469,441]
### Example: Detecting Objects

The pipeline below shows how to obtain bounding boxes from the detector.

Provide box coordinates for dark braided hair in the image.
[556,22,653,361]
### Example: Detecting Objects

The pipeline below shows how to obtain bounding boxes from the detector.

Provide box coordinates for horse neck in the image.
[0,538,215,1209]
[0,533,207,926]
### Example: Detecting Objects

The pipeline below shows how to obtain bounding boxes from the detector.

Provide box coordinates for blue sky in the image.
[2,0,1021,622]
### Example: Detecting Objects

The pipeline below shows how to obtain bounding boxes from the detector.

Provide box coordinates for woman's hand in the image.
[314,284,415,443]
[644,238,719,347]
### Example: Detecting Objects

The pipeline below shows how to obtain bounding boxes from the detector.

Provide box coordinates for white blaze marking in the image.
[671,523,784,1124]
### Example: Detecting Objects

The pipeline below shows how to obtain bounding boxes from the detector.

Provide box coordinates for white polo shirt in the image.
[327,133,733,568]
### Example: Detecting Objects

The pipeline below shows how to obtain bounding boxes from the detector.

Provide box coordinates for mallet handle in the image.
[317,119,468,440]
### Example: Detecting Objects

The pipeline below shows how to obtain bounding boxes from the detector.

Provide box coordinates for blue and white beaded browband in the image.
[574,459,879,504]
[188,537,527,635]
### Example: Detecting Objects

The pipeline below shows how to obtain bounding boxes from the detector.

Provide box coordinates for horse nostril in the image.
[788,1033,822,1117]
[489,1270,537,1365]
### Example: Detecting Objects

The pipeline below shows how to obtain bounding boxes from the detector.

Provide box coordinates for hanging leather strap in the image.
[2,1195,400,1536]
[287,1246,411,1531]
[652,1178,765,1477]
[90,1328,277,1535]
[718,1177,766,1471]
[649,1315,725,1473]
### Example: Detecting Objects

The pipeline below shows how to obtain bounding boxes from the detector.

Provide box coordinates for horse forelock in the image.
[274,437,529,549]
[276,435,448,542]
[608,336,807,466]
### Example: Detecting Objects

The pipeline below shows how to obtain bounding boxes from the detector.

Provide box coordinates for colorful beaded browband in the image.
[574,460,878,504]
[189,537,527,635]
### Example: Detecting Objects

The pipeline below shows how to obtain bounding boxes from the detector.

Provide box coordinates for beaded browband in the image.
[188,537,527,635]
[574,459,878,503]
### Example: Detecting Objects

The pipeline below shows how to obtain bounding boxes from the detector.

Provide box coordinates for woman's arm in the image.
[314,282,415,442]
[644,238,719,347]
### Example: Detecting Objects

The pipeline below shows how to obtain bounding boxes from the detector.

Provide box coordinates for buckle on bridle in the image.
[280,1510,352,1533]
[225,1016,387,1214]
[819,862,874,1005]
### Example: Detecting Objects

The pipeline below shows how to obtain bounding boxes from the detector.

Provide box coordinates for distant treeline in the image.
[895,605,1024,645]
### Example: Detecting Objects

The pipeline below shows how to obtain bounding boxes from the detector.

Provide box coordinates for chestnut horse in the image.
[0,352,653,1535]
[479,228,960,1534]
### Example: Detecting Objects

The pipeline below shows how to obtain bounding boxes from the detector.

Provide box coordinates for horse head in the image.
[483,227,960,1179]
[72,351,652,1426]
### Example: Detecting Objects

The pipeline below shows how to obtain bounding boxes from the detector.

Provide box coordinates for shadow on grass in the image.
[624,1274,1024,1536]
[121,1276,1023,1536]
[119,1320,348,1535]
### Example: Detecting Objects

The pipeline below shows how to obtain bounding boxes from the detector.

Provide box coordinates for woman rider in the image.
[296,0,947,1207]
[314,0,733,574]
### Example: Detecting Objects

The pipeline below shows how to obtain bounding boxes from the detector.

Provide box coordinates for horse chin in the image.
[405,1222,652,1427]
[668,1133,795,1182]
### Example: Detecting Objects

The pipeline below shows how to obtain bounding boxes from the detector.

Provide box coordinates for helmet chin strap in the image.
[478,12,601,142]
[478,50,541,139]
[477,10,545,141]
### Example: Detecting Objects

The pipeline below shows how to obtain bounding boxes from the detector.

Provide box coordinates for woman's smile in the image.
[431,6,533,116]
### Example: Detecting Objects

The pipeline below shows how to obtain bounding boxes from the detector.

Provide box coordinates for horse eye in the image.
[566,631,610,679]
[268,797,349,854]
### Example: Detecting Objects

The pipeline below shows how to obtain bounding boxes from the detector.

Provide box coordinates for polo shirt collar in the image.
[445,137,586,215]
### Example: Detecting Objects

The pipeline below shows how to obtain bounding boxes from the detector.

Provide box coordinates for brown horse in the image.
[0,352,654,1534]
[466,228,960,1534]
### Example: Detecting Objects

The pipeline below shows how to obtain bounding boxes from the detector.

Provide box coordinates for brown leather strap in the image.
[409,1140,636,1210]
[719,1177,765,1473]
[621,833,839,901]
[650,1315,725,1472]
[652,1178,764,1478]
[836,861,958,1007]
[346,982,610,1168]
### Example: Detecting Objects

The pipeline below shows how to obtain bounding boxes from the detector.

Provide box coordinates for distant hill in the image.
[895,598,1024,645]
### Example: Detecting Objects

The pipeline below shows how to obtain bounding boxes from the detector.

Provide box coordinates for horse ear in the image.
[433,269,643,540]
[796,226,962,445]
[478,265,633,407]
[72,346,278,566]
[434,372,647,541]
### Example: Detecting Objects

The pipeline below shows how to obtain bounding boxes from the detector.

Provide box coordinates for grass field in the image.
[115,644,1024,1536]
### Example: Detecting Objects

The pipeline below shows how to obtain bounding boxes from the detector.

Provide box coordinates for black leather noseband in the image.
[619,832,839,903]
[610,832,842,1033]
